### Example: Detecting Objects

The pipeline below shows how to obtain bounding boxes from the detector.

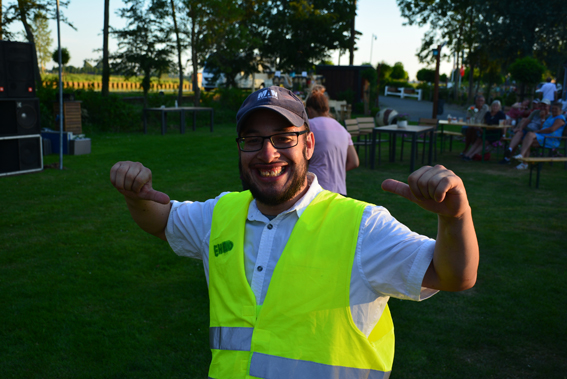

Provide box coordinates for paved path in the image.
[378,96,468,123]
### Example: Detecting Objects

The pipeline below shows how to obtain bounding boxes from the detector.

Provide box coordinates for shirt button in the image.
[257,266,263,272]
[267,224,273,230]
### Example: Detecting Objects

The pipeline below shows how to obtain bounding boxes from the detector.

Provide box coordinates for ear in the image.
[305,131,315,160]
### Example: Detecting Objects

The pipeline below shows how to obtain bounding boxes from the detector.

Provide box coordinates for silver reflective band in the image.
[209,327,253,351]
[249,352,391,379]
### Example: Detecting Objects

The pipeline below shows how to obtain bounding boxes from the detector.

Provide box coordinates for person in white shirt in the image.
[110,86,479,377]
[536,77,558,102]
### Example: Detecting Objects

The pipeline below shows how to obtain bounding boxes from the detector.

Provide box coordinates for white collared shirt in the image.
[166,173,437,336]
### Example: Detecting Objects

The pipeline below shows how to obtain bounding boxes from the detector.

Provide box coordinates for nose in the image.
[256,137,280,162]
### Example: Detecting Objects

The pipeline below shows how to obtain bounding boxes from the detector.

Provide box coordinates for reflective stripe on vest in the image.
[249,352,391,379]
[209,326,253,351]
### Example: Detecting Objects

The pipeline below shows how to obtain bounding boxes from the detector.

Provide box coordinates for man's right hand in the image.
[110,161,170,204]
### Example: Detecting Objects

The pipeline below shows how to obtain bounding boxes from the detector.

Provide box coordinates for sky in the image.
[40,0,454,81]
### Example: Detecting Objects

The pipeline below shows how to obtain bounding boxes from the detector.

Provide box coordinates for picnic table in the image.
[143,106,214,135]
[370,124,435,173]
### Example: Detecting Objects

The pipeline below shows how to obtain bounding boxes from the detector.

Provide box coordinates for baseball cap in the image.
[236,86,309,134]
[541,99,551,105]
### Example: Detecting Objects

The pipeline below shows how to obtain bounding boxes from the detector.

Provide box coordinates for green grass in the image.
[1,122,566,378]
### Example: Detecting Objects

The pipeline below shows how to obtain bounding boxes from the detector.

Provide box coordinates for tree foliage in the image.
[112,0,174,106]
[51,47,70,67]
[417,68,435,83]
[509,57,545,87]
[390,61,408,81]
[256,0,357,72]
[29,10,52,73]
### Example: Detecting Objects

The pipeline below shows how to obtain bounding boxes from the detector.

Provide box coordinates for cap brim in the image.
[237,105,307,133]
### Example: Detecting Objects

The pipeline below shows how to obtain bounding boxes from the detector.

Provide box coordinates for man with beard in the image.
[110,86,479,378]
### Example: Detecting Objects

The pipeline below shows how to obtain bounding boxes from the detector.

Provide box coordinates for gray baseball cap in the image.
[236,86,309,134]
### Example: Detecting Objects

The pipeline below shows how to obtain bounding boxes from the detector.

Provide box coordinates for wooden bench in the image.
[384,86,422,101]
[518,157,567,188]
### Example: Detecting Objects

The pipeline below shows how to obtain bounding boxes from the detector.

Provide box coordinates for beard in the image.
[239,146,309,207]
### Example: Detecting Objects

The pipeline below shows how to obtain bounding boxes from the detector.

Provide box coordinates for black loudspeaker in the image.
[0,98,41,137]
[0,40,36,98]
[0,135,43,176]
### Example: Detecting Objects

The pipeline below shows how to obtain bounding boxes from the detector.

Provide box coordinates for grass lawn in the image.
[1,120,566,378]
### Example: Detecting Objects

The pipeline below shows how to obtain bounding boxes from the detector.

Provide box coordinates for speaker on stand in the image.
[0,40,42,177]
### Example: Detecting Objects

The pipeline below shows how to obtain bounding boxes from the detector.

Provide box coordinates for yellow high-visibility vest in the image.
[208,190,394,379]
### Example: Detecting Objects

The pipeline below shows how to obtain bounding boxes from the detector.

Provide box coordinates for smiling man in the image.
[110,86,479,379]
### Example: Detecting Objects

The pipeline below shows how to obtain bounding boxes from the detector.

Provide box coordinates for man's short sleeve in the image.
[165,193,228,259]
[356,205,436,301]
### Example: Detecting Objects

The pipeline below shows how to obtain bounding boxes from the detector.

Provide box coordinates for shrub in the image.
[336,89,355,105]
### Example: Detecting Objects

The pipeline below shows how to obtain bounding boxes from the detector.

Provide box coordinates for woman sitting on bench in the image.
[513,102,566,170]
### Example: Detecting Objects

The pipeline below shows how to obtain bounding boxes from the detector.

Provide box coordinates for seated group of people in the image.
[460,95,566,169]
[501,99,566,169]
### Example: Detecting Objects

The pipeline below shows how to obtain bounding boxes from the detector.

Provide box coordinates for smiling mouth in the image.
[259,166,286,177]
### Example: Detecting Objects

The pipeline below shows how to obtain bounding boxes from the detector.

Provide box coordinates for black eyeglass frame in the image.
[236,130,309,152]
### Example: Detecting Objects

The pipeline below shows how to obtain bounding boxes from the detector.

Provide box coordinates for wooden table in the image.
[143,107,214,135]
[370,124,435,173]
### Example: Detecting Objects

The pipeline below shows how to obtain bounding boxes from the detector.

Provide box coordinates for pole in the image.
[370,34,376,64]
[432,45,441,119]
[563,61,567,101]
[56,0,64,170]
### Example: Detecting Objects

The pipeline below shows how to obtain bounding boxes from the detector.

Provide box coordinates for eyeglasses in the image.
[236,130,308,152]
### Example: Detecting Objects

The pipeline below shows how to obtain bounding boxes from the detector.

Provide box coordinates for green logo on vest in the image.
[214,240,234,257]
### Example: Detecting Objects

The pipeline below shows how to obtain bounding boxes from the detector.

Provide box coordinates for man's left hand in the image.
[381,165,470,219]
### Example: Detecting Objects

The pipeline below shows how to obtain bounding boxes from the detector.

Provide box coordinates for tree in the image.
[29,10,52,74]
[417,68,436,83]
[377,61,392,82]
[390,61,408,81]
[51,47,70,71]
[102,0,111,96]
[509,56,545,100]
[112,0,174,107]
[199,0,264,89]
[170,0,185,105]
[257,0,357,73]
[397,0,480,101]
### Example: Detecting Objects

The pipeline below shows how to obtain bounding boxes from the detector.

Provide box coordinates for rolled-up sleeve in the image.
[356,205,438,301]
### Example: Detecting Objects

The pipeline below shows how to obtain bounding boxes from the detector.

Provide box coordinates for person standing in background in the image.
[305,87,359,196]
[536,77,558,102]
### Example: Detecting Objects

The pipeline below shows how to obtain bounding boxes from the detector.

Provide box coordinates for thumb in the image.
[381,179,416,202]
[145,189,171,205]
[137,183,171,204]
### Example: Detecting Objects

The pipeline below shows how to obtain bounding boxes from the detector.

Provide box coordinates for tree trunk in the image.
[0,0,3,40]
[18,0,42,87]
[467,63,474,103]
[171,0,183,106]
[190,8,200,107]
[101,0,110,96]
[349,0,356,66]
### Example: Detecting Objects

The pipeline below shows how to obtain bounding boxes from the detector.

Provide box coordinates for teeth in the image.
[259,167,284,177]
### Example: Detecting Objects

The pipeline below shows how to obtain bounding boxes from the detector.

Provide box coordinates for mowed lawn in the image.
[1,121,566,378]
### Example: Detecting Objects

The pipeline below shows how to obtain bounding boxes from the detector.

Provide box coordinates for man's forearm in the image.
[124,197,171,240]
[430,207,479,291]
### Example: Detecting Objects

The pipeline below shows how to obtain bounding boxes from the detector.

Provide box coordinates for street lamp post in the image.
[369,34,377,64]
[432,43,445,119]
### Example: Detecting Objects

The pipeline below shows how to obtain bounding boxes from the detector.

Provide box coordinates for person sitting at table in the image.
[462,95,489,155]
[462,100,506,161]
[513,101,566,170]
[506,98,531,126]
[305,87,359,195]
[499,99,549,164]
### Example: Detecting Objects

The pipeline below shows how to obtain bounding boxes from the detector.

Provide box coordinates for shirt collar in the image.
[247,172,323,222]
